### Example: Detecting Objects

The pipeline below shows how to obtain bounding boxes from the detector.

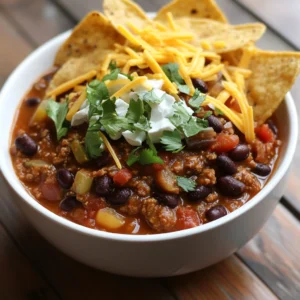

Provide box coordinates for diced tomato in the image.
[211,133,239,153]
[226,98,241,113]
[176,207,200,230]
[113,168,132,186]
[255,124,275,143]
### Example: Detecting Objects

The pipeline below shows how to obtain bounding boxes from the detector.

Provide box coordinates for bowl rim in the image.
[0,29,298,243]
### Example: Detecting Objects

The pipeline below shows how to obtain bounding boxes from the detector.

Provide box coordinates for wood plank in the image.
[0,10,32,88]
[0,222,59,300]
[165,256,277,299]
[0,175,175,300]
[238,205,300,299]
[0,0,74,46]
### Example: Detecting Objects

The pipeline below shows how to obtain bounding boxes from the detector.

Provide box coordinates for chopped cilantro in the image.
[102,67,120,81]
[134,115,151,131]
[182,117,208,137]
[189,89,206,109]
[146,134,157,154]
[177,176,196,192]
[85,131,104,159]
[169,102,191,127]
[86,80,109,117]
[46,99,69,140]
[126,98,144,123]
[100,99,130,137]
[139,149,164,165]
[126,147,163,166]
[162,63,189,94]
[160,130,185,152]
[140,89,164,104]
[108,60,117,71]
[204,111,213,118]
[126,147,141,166]
[215,108,224,116]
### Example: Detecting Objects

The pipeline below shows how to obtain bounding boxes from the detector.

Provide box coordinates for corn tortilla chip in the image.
[155,0,227,24]
[246,50,300,123]
[49,11,124,92]
[103,0,152,30]
[176,18,265,53]
[55,11,124,66]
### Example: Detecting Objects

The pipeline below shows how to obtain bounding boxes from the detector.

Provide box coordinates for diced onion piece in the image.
[29,100,48,125]
[72,169,93,195]
[24,160,49,167]
[70,140,89,164]
[96,208,125,230]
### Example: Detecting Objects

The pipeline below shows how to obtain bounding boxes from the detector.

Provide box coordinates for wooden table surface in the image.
[1,1,300,299]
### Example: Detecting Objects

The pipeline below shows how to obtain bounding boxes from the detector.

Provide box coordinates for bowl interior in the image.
[0,30,297,242]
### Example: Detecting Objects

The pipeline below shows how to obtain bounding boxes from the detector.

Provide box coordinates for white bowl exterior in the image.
[0,31,297,277]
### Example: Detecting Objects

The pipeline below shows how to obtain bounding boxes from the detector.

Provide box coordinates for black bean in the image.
[207,115,223,133]
[267,119,278,136]
[187,185,212,202]
[56,169,74,189]
[218,176,245,197]
[95,152,111,168]
[253,163,271,176]
[94,175,114,196]
[25,97,40,107]
[15,133,37,156]
[154,192,180,208]
[59,195,81,212]
[206,205,227,221]
[229,144,250,161]
[216,155,237,175]
[107,188,132,205]
[192,78,208,93]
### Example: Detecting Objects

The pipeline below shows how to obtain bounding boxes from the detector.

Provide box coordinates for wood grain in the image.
[0,10,32,88]
[165,256,277,300]
[0,0,74,46]
[0,222,59,300]
[238,205,300,300]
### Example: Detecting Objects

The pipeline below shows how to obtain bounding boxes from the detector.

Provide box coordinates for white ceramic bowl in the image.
[0,30,298,277]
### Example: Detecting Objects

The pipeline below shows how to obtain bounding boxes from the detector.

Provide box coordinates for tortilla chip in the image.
[103,0,151,30]
[246,50,300,123]
[176,18,265,53]
[155,0,227,24]
[55,11,124,66]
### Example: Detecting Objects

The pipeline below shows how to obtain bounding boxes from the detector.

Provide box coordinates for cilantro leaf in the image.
[87,80,109,117]
[139,149,164,165]
[85,131,104,159]
[102,67,120,81]
[126,147,163,166]
[126,147,141,166]
[215,108,224,116]
[182,117,208,137]
[134,115,151,131]
[160,130,185,152]
[146,134,157,155]
[126,98,144,123]
[140,89,165,104]
[182,117,207,137]
[162,63,189,94]
[109,60,117,71]
[178,84,190,94]
[177,176,196,192]
[169,102,191,127]
[189,89,206,109]
[204,111,213,118]
[46,100,69,140]
[100,99,130,137]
